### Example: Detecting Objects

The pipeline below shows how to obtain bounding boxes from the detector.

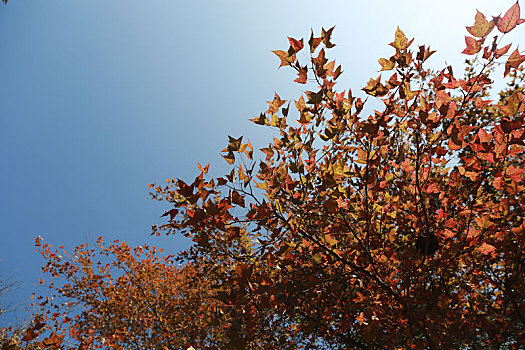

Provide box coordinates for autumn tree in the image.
[25,2,525,349]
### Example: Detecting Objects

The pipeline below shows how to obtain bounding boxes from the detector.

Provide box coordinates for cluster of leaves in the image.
[25,238,235,349]
[17,2,525,349]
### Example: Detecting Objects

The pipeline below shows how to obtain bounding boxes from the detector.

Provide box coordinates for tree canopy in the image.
[6,2,525,349]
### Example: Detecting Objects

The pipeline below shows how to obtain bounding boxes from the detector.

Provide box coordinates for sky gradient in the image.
[0,0,520,324]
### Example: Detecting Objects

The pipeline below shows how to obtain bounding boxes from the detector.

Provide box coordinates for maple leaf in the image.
[500,118,522,133]
[498,90,524,116]
[227,135,243,151]
[466,10,495,37]
[222,150,235,164]
[272,50,296,68]
[400,81,418,101]
[494,43,511,58]
[42,331,65,347]
[306,89,323,104]
[197,162,209,174]
[321,26,336,48]
[267,93,286,114]
[356,312,366,326]
[294,66,308,84]
[308,29,322,53]
[506,165,525,181]
[416,45,436,62]
[288,37,304,52]
[378,58,395,71]
[478,242,496,256]
[249,112,267,125]
[362,75,388,97]
[21,328,39,342]
[389,27,413,50]
[504,46,525,77]
[462,36,483,55]
[493,2,525,34]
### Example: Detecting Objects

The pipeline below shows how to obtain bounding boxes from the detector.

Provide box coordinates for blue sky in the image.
[0,0,520,324]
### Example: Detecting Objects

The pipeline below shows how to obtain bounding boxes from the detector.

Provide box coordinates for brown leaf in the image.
[466,10,495,37]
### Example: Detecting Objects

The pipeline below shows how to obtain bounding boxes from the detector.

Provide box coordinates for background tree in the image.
[23,2,525,349]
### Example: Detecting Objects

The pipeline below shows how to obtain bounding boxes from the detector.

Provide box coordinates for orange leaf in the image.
[222,151,235,164]
[272,50,296,68]
[267,93,286,114]
[197,163,209,174]
[356,312,366,325]
[474,97,492,108]
[498,90,524,116]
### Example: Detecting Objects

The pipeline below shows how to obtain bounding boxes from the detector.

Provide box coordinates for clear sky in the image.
[0,0,520,324]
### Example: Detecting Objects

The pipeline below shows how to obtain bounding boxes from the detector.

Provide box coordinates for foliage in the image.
[20,2,525,349]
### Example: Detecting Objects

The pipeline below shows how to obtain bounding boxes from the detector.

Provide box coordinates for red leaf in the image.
[493,176,504,190]
[308,30,322,53]
[33,320,46,331]
[22,329,39,342]
[294,66,308,84]
[506,165,525,181]
[493,2,525,34]
[479,242,496,256]
[474,97,492,108]
[425,182,439,194]
[494,43,511,58]
[477,128,491,144]
[504,47,525,77]
[288,37,304,52]
[161,209,178,220]
[462,36,483,55]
